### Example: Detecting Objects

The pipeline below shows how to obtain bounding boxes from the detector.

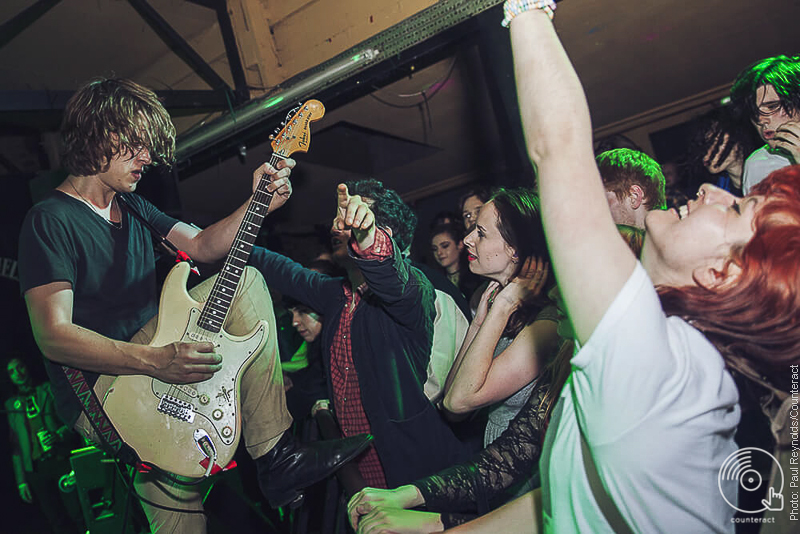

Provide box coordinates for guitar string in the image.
[200,152,283,330]
[150,110,318,473]
[152,108,310,465]
[199,154,280,334]
[164,152,284,408]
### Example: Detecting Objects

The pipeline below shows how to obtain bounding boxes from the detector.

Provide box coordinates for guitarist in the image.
[18,78,371,533]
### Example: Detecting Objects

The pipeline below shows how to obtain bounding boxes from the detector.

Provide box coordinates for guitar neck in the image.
[197,154,283,333]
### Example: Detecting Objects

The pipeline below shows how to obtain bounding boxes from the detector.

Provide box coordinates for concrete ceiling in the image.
[1,0,799,242]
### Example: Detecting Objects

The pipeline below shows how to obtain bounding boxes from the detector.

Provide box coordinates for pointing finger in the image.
[337,183,351,208]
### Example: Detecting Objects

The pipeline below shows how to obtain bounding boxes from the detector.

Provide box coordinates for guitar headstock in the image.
[270,100,325,157]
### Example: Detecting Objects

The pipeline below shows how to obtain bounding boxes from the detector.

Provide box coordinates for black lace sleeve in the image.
[414,380,549,522]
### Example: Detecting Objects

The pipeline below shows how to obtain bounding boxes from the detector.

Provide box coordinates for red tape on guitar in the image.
[199,458,238,475]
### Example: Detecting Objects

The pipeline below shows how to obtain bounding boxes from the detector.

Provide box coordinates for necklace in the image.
[68,179,122,229]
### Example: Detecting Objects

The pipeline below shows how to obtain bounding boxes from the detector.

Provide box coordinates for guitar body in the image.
[102,100,323,479]
[102,262,267,478]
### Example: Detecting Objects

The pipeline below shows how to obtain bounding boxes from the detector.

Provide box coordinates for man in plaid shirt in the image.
[251,179,473,487]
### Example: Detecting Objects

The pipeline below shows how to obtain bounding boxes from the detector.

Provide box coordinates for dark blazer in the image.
[250,239,473,486]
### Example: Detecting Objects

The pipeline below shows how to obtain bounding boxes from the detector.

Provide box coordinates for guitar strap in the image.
[116,193,200,275]
[59,193,199,469]
[62,365,141,466]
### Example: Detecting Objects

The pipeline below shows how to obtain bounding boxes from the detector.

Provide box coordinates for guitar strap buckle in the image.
[175,250,200,276]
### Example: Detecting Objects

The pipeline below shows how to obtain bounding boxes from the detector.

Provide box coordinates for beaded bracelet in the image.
[501,0,557,28]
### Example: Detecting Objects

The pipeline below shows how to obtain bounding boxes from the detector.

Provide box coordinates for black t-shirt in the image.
[18,191,178,426]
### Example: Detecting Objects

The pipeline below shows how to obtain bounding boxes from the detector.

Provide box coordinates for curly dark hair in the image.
[344,179,417,252]
[730,55,800,121]
[685,107,762,186]
[60,78,176,176]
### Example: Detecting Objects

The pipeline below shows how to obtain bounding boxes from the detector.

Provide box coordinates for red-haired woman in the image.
[433,5,800,534]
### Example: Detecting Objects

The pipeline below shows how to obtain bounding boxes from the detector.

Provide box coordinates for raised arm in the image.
[334,183,378,250]
[510,9,635,344]
[335,182,436,328]
[24,282,221,383]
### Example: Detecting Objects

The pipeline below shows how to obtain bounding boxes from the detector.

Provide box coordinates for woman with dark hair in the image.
[429,6,800,533]
[430,223,482,303]
[346,226,646,534]
[442,188,560,447]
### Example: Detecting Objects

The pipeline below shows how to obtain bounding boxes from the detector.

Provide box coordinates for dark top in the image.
[249,240,474,487]
[18,191,178,426]
[413,262,472,320]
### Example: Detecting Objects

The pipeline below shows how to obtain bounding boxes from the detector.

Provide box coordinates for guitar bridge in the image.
[157,394,195,423]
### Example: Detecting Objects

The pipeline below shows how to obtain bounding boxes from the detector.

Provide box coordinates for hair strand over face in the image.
[730,55,800,121]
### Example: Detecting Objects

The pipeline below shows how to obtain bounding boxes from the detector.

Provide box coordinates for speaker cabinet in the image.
[70,446,137,534]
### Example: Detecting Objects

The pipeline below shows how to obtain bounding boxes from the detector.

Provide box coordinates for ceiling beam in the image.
[0,90,228,112]
[126,0,233,96]
[0,0,62,51]
[176,0,506,165]
[214,1,249,103]
[185,0,220,8]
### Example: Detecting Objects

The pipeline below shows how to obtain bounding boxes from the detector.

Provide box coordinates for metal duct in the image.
[174,0,503,164]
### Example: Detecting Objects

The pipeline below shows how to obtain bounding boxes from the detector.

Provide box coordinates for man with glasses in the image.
[730,55,800,193]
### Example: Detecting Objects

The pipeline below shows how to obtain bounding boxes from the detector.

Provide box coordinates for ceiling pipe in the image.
[175,48,381,164]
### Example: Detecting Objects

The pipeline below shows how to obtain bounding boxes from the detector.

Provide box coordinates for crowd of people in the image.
[8,1,800,533]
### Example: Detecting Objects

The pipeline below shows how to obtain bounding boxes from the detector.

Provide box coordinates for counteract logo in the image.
[718,447,783,513]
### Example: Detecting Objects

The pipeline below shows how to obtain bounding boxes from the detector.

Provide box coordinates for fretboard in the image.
[197,155,282,332]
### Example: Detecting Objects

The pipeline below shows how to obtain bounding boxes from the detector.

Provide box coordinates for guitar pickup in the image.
[157,394,195,423]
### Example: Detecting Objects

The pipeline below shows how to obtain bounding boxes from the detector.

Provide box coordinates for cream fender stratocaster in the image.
[102,100,325,478]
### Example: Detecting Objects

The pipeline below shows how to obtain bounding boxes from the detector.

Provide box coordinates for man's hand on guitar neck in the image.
[151,341,222,384]
[254,158,296,215]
